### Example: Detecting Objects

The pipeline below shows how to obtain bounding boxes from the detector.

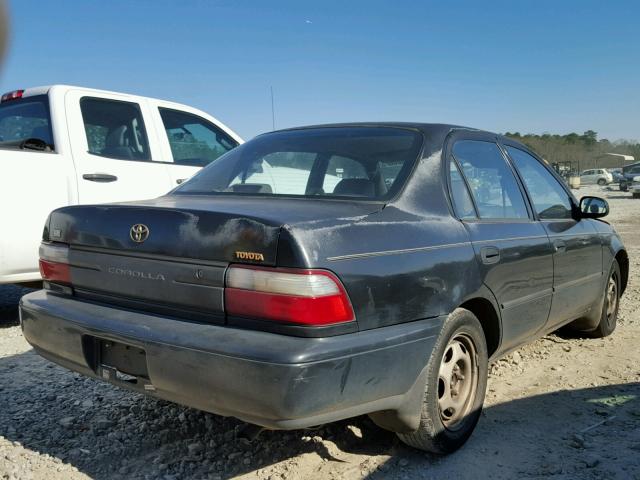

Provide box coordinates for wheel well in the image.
[615,249,629,294]
[459,297,500,357]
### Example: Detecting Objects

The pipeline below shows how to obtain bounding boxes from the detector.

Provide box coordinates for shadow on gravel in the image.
[604,194,636,200]
[0,347,638,479]
[0,285,34,326]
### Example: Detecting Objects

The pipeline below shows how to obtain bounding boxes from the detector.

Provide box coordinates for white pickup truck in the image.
[0,85,243,284]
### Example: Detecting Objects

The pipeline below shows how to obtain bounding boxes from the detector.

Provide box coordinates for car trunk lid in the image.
[45,195,380,320]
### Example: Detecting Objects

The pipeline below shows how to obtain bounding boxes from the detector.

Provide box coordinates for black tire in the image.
[397,308,488,454]
[587,260,620,338]
[620,184,628,192]
[633,193,640,199]
[597,178,606,186]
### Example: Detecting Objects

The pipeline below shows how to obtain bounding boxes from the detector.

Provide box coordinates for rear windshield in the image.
[0,95,53,149]
[175,127,423,200]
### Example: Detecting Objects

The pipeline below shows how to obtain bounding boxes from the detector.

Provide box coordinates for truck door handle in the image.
[553,239,567,253]
[480,246,500,264]
[83,173,118,183]
[176,178,187,184]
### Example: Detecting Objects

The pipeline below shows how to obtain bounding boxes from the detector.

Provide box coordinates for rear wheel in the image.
[397,308,488,454]
[597,178,606,186]
[587,260,620,338]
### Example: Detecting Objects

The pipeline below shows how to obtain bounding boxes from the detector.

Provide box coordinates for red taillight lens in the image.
[39,243,71,284]
[1,89,24,102]
[225,266,355,326]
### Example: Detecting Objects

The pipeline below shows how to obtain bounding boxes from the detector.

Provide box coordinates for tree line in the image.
[504,131,639,171]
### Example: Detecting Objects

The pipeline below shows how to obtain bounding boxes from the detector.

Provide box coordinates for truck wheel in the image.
[397,308,488,454]
[587,260,620,338]
[633,193,640,199]
[597,178,606,186]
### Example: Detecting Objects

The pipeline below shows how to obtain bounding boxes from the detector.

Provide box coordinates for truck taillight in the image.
[1,90,24,102]
[225,266,355,326]
[39,243,71,284]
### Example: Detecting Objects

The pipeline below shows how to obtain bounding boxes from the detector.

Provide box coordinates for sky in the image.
[1,0,639,141]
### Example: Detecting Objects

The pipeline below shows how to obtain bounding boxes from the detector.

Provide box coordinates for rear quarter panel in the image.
[281,206,482,331]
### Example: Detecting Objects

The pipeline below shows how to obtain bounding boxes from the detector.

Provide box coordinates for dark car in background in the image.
[20,124,628,454]
[619,162,640,191]
[610,168,624,184]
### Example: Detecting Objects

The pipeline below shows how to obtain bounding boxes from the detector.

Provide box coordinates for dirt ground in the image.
[0,184,639,480]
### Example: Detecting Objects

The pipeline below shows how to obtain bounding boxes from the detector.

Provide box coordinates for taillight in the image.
[39,243,71,284]
[1,89,24,102]
[225,266,355,326]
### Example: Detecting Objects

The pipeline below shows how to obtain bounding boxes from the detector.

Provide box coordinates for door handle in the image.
[83,173,118,183]
[553,239,567,253]
[176,178,187,184]
[480,246,500,265]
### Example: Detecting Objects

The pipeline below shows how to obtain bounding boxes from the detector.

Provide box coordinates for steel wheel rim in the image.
[605,272,618,324]
[437,334,478,430]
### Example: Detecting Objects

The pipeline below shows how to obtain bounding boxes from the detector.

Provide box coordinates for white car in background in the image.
[580,168,613,186]
[0,85,243,284]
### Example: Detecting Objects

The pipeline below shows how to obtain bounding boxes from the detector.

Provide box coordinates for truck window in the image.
[159,108,238,167]
[0,95,53,149]
[80,97,150,161]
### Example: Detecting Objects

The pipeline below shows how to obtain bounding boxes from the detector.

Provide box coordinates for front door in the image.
[580,170,595,184]
[448,136,554,352]
[65,89,173,204]
[504,145,603,328]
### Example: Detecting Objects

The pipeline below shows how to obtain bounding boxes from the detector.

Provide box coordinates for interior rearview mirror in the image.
[579,196,609,219]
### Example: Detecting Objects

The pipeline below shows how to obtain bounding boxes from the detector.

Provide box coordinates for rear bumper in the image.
[20,290,443,429]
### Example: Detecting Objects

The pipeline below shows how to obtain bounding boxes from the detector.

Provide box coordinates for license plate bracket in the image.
[99,339,149,379]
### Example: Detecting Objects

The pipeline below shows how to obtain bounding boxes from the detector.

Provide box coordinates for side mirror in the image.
[579,196,609,219]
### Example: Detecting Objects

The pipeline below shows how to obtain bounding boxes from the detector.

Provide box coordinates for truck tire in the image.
[633,193,640,199]
[587,260,620,338]
[397,308,488,454]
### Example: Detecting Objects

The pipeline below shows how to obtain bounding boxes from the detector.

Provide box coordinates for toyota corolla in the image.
[20,124,628,453]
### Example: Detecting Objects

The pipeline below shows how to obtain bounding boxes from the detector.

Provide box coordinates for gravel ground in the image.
[1,184,639,480]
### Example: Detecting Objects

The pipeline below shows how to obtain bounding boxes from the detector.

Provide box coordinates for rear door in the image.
[504,145,603,328]
[448,134,554,351]
[148,102,241,187]
[65,89,173,204]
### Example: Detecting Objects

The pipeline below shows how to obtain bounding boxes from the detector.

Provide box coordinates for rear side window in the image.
[449,160,476,219]
[80,97,150,161]
[176,127,423,200]
[159,108,238,167]
[0,95,53,149]
[506,146,573,219]
[452,140,528,219]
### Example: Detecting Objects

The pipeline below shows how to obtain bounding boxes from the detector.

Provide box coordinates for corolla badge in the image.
[130,224,150,243]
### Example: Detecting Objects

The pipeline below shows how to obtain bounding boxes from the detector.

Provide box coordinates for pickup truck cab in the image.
[0,85,242,284]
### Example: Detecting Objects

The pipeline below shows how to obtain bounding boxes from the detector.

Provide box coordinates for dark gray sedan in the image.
[21,124,628,454]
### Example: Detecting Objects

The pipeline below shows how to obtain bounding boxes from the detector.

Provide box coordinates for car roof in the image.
[269,122,486,138]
